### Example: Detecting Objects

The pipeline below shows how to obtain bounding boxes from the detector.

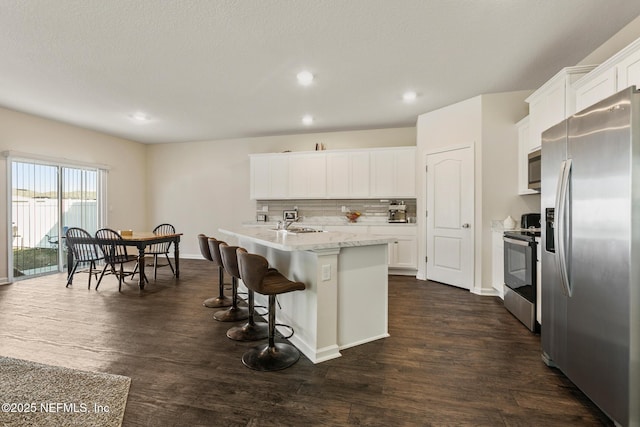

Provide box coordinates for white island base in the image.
[219,228,391,364]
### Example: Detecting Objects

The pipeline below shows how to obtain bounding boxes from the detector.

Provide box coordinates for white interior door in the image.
[426,147,474,290]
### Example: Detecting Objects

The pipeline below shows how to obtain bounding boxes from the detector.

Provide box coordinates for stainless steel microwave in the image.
[528,149,541,191]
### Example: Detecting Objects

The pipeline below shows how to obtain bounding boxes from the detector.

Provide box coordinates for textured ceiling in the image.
[2,0,640,144]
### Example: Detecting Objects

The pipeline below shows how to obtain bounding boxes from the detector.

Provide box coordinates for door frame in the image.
[417,143,475,289]
[4,151,109,282]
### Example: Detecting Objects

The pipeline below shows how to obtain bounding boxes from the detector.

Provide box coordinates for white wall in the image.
[480,91,539,289]
[416,91,537,293]
[0,106,147,282]
[416,96,481,284]
[146,127,416,258]
[579,15,640,65]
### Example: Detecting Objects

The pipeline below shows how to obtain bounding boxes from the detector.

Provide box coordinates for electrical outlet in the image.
[321,264,331,281]
[341,206,348,213]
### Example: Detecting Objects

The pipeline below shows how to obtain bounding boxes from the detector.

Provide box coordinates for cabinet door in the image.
[370,151,395,197]
[289,154,326,198]
[574,68,617,113]
[326,152,350,198]
[250,156,270,199]
[250,155,289,199]
[391,236,418,268]
[395,149,415,198]
[327,151,371,198]
[270,156,289,199]
[528,81,566,151]
[492,231,505,297]
[368,225,418,270]
[617,48,640,91]
[517,117,536,195]
[350,151,371,197]
[370,148,416,198]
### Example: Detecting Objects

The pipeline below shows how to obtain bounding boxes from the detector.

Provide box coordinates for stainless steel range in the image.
[503,228,540,332]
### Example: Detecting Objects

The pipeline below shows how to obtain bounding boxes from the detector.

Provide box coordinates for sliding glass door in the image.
[10,159,103,280]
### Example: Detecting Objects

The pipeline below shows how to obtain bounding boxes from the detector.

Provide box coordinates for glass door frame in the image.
[5,151,109,282]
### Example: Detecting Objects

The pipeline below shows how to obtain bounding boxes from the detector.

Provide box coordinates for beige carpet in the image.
[0,356,131,427]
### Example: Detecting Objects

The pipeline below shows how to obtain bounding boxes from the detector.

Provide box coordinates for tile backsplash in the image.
[255,199,416,222]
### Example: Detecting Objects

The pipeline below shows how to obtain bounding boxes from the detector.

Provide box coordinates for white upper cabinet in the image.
[574,67,617,113]
[326,151,370,198]
[516,116,536,195]
[250,154,289,199]
[616,44,640,90]
[250,147,415,200]
[370,147,416,198]
[574,37,640,113]
[288,153,327,198]
[526,66,596,152]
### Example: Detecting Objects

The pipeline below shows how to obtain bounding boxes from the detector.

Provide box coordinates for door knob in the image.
[461,223,470,228]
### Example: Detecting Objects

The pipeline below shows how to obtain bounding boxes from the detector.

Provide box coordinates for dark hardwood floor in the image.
[0,259,611,426]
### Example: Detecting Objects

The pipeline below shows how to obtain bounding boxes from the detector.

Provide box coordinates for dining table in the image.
[66,231,182,291]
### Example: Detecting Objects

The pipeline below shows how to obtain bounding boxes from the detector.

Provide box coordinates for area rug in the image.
[0,356,131,427]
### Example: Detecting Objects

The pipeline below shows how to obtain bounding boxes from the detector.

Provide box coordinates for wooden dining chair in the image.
[95,228,139,291]
[65,227,103,289]
[145,223,176,280]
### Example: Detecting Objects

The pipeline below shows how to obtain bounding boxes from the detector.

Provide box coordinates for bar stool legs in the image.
[226,289,268,341]
[203,266,232,308]
[213,276,249,322]
[198,234,232,308]
[242,295,300,371]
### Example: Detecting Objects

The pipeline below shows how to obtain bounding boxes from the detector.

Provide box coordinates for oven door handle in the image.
[503,237,531,247]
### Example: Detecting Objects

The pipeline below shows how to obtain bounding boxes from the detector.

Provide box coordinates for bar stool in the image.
[226,248,269,341]
[237,249,306,371]
[213,242,249,322]
[198,234,231,308]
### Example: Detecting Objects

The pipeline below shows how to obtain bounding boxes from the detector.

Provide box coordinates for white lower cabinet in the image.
[324,225,418,273]
[368,226,417,272]
[492,231,505,297]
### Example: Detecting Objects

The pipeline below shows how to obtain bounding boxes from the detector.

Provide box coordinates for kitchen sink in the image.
[269,227,325,234]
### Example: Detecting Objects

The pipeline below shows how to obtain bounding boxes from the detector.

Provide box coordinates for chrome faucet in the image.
[279,216,301,230]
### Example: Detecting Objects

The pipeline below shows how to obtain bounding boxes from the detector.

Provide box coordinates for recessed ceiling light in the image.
[302,115,314,125]
[297,70,314,86]
[402,91,417,103]
[129,112,151,122]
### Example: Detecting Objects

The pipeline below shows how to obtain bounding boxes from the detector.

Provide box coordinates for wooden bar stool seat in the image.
[213,243,249,322]
[237,249,306,371]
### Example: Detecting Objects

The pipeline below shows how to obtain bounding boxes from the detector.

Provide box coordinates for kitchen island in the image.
[218,227,395,363]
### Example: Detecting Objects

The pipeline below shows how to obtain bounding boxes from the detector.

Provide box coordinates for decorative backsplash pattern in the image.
[255,199,417,222]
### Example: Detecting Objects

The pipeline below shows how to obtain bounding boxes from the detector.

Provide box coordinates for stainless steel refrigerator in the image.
[541,87,639,427]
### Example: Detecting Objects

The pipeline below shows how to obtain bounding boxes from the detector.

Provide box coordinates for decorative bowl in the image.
[346,211,361,223]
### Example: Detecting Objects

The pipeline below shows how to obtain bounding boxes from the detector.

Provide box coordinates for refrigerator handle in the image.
[554,159,572,297]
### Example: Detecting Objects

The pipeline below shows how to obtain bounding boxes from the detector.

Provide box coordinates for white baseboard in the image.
[471,287,500,297]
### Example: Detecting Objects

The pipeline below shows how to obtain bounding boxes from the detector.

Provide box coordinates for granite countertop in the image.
[219,227,397,252]
[243,218,417,228]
